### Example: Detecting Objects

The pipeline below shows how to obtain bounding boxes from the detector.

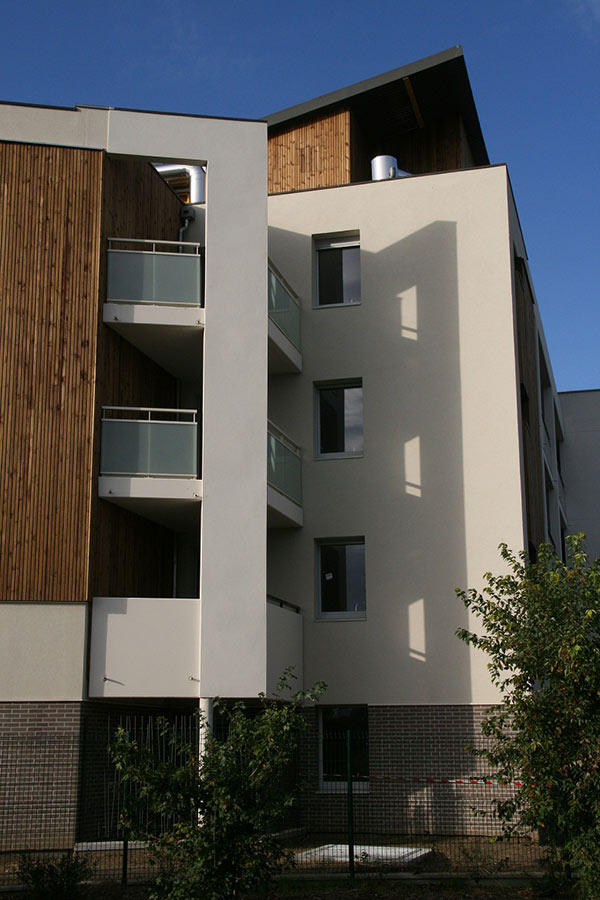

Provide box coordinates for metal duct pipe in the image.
[371,155,411,181]
[153,163,206,203]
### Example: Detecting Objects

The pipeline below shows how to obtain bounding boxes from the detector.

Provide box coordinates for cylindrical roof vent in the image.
[371,155,412,181]
[371,155,398,181]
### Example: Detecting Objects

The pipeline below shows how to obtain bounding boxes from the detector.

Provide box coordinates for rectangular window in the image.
[317,538,365,619]
[315,237,360,307]
[316,381,363,457]
[320,706,369,791]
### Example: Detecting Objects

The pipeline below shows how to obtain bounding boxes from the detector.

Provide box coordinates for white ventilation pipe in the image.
[153,163,205,203]
[371,155,411,181]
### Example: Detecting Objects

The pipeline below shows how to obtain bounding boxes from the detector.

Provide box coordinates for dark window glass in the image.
[317,245,360,306]
[321,706,369,783]
[319,541,365,615]
[318,384,363,455]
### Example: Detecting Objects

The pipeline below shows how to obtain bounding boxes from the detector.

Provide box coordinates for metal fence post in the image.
[121,831,128,887]
[346,729,354,879]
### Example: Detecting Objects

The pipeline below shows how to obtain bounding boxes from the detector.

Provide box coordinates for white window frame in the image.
[316,537,366,621]
[314,380,364,460]
[313,235,361,308]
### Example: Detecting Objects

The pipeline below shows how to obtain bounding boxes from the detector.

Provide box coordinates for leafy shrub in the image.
[457,536,600,897]
[17,853,93,899]
[110,670,325,900]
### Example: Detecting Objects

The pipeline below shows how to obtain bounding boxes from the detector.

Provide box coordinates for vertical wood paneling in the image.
[514,260,546,549]
[268,109,350,193]
[87,157,184,600]
[0,142,103,602]
[395,115,463,175]
[269,110,471,191]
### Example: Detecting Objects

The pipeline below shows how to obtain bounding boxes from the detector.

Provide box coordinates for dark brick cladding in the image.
[1,701,517,848]
[0,699,196,850]
[297,705,515,836]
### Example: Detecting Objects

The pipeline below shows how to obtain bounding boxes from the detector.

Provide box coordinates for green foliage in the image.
[109,670,325,900]
[456,535,600,896]
[17,853,93,899]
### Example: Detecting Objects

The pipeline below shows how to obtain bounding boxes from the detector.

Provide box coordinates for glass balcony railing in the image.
[268,264,300,349]
[107,239,203,306]
[267,423,302,506]
[100,407,199,478]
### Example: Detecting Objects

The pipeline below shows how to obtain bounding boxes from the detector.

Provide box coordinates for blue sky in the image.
[1,0,598,391]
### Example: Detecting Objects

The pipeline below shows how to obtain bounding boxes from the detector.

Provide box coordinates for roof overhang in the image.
[266,46,489,166]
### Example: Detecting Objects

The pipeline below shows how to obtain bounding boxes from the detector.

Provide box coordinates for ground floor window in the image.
[319,705,369,791]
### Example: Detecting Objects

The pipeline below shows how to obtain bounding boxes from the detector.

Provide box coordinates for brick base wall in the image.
[0,702,83,850]
[0,699,198,851]
[297,705,514,837]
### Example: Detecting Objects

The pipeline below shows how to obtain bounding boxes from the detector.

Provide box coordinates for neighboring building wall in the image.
[267,165,525,707]
[560,390,600,559]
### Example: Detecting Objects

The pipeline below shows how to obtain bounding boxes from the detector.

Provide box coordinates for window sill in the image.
[318,782,369,794]
[313,301,361,309]
[316,613,366,622]
[315,452,364,461]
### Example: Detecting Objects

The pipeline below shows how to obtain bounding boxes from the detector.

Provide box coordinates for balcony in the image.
[89,596,201,698]
[88,595,301,698]
[268,263,302,374]
[104,239,204,381]
[98,407,202,530]
[267,596,303,694]
[107,239,203,306]
[267,423,303,527]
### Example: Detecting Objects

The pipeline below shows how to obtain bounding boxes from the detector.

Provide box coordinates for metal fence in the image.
[0,718,546,887]
[289,730,544,876]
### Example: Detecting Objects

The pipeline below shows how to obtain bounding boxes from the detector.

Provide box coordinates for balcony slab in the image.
[267,485,303,528]
[104,303,204,381]
[99,477,202,531]
[268,319,302,374]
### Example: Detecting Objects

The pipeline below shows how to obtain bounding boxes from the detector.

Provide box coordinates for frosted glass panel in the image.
[101,420,197,477]
[268,269,300,348]
[267,433,302,505]
[107,250,202,305]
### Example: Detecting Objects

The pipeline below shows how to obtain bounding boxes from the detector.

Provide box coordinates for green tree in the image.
[109,672,325,900]
[456,535,600,895]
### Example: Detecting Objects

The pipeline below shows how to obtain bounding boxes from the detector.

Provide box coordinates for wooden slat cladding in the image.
[394,114,464,176]
[268,109,350,193]
[87,157,183,601]
[0,142,103,603]
[514,257,545,550]
[270,110,474,190]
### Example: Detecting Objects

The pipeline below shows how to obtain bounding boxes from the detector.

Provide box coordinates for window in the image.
[317,538,365,619]
[315,237,360,307]
[320,706,369,791]
[316,381,363,457]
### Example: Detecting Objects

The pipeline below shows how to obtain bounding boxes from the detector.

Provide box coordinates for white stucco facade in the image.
[267,167,525,706]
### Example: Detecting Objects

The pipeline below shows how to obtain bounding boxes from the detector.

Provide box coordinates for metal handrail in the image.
[102,406,197,423]
[267,420,301,456]
[267,594,302,615]
[108,238,202,254]
[268,261,301,309]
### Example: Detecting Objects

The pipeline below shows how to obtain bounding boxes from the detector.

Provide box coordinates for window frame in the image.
[315,536,366,621]
[314,379,364,460]
[313,235,361,309]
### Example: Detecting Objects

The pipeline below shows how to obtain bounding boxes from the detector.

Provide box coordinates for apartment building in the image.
[0,46,596,841]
